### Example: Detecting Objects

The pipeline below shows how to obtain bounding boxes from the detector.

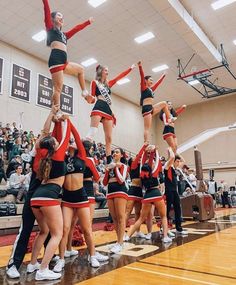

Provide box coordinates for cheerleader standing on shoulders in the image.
[125,145,172,243]
[160,101,186,153]
[138,61,171,143]
[53,123,108,273]
[103,148,128,253]
[29,109,71,281]
[86,64,135,165]
[42,0,94,106]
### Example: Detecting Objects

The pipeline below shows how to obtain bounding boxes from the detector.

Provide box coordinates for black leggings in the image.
[165,190,182,231]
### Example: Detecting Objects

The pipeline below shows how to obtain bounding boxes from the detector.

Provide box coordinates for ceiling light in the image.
[168,0,222,62]
[117,78,130,85]
[211,0,236,10]
[134,32,155,44]
[32,30,46,42]
[188,80,200,86]
[233,39,236,45]
[81,58,97,67]
[88,0,106,8]
[152,64,169,73]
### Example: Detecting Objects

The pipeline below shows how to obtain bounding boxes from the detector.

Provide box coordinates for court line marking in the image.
[138,261,236,280]
[126,266,220,285]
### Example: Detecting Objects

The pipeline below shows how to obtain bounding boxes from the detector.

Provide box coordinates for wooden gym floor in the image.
[0,208,235,285]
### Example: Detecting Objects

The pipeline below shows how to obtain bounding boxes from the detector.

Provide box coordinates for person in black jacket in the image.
[0,155,7,184]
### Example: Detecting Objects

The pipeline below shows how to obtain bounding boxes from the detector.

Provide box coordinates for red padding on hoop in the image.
[179,68,210,79]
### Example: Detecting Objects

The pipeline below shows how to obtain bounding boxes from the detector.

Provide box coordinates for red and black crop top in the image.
[84,157,100,182]
[129,144,146,180]
[42,0,91,46]
[103,164,128,186]
[139,64,166,106]
[90,67,133,98]
[36,119,71,180]
[65,121,87,175]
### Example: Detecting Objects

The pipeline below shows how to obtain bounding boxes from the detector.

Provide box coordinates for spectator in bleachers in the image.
[6,155,22,178]
[10,137,22,160]
[21,135,29,150]
[6,134,14,160]
[8,165,26,203]
[0,154,7,184]
[94,183,107,209]
[0,129,5,157]
[21,149,32,173]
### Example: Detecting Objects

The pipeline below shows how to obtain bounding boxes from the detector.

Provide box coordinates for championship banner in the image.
[60,84,73,115]
[0,58,3,94]
[11,64,30,102]
[37,74,53,109]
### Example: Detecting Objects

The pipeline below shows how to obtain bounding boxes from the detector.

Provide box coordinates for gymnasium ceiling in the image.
[0,0,235,107]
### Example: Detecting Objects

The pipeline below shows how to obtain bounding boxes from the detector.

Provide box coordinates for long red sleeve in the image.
[64,20,91,40]
[103,169,109,186]
[90,80,97,97]
[176,106,186,116]
[70,122,86,161]
[52,119,71,161]
[42,0,53,31]
[138,64,146,92]
[85,157,100,182]
[131,144,146,170]
[151,74,166,92]
[108,67,132,88]
[51,122,62,143]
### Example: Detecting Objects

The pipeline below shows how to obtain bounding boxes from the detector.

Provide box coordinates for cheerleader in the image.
[28,112,71,281]
[103,148,128,253]
[125,145,172,243]
[160,101,186,153]
[125,144,147,238]
[42,0,94,107]
[138,61,171,143]
[53,123,108,273]
[86,64,135,165]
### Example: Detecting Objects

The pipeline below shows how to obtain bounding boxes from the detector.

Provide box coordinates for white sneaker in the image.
[35,268,61,281]
[53,259,65,273]
[95,252,109,262]
[168,230,175,238]
[135,231,146,238]
[89,256,100,268]
[123,234,130,241]
[27,262,40,273]
[162,236,173,243]
[110,243,123,254]
[176,229,188,235]
[145,233,152,240]
[51,255,60,262]
[6,265,20,279]
[64,249,78,258]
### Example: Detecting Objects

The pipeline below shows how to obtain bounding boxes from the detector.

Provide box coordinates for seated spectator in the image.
[97,159,106,174]
[21,149,32,173]
[94,183,107,209]
[6,155,22,178]
[0,129,5,157]
[0,154,7,184]
[8,165,27,203]
[10,137,22,160]
[5,134,14,160]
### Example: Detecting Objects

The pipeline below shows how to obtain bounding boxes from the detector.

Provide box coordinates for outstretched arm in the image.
[131,143,148,169]
[42,0,53,31]
[108,65,134,88]
[151,74,166,92]
[85,158,100,182]
[64,18,92,40]
[138,61,146,91]
[164,147,175,170]
[176,105,186,116]
[70,122,86,161]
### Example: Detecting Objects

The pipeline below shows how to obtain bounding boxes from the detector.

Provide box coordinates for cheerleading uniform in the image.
[83,157,100,204]
[138,64,166,117]
[42,0,91,74]
[31,119,71,207]
[90,67,133,125]
[140,149,163,204]
[103,163,128,200]
[127,144,147,201]
[162,106,185,140]
[61,122,90,208]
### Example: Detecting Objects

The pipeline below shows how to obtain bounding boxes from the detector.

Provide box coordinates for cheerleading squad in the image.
[6,0,188,281]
